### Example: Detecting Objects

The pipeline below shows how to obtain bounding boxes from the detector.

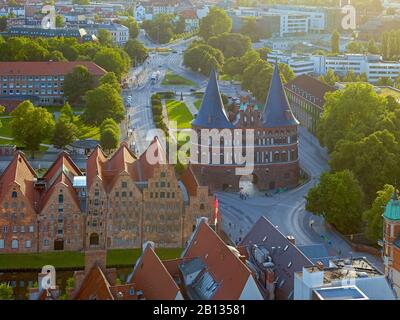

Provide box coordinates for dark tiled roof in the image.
[285,74,336,108]
[239,216,313,300]
[261,65,299,128]
[192,69,234,129]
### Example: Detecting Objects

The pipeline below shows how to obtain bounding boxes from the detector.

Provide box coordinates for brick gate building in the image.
[190,65,300,193]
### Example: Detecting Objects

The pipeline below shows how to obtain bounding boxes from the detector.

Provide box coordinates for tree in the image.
[100,127,119,151]
[84,84,125,125]
[342,69,357,82]
[0,17,7,32]
[0,283,13,300]
[346,41,364,54]
[367,39,380,54]
[331,30,340,54]
[242,59,274,102]
[319,69,339,86]
[240,16,270,42]
[376,77,394,86]
[94,48,131,80]
[52,117,78,150]
[306,170,364,234]
[97,29,113,47]
[118,16,140,39]
[199,7,232,40]
[330,130,400,204]
[124,39,148,66]
[257,47,271,61]
[175,15,186,34]
[60,102,74,122]
[278,63,295,83]
[99,72,121,93]
[184,44,224,75]
[55,15,65,28]
[72,0,89,4]
[363,184,395,244]
[208,33,252,58]
[317,83,386,152]
[63,65,95,105]
[10,101,55,157]
[49,50,67,61]
[142,14,175,44]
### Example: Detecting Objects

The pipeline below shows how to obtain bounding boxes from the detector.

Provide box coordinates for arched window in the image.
[89,233,99,246]
[11,191,17,198]
[58,194,64,203]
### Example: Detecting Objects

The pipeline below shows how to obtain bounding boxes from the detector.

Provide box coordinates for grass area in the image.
[0,113,100,146]
[194,100,202,110]
[0,117,13,137]
[162,70,196,86]
[165,100,193,129]
[74,116,100,140]
[379,87,400,100]
[0,248,182,270]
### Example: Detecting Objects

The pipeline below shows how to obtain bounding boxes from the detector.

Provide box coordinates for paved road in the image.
[218,127,383,270]
[123,31,384,271]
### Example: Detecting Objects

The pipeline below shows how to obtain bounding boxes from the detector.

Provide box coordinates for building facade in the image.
[0,142,214,253]
[383,192,400,298]
[190,66,300,193]
[0,61,106,106]
[285,74,336,135]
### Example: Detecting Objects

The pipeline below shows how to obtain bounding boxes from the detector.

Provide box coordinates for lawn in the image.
[194,100,202,110]
[165,100,193,129]
[0,248,182,270]
[0,117,13,137]
[162,70,196,86]
[74,116,100,140]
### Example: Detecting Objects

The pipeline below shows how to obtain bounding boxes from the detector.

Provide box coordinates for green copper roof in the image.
[384,195,400,221]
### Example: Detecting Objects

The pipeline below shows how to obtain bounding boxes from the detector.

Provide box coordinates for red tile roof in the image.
[285,74,336,108]
[0,151,38,209]
[182,221,255,300]
[130,243,182,300]
[0,61,107,77]
[73,266,114,300]
[180,10,198,19]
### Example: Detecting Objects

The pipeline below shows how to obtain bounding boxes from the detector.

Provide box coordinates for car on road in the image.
[190,88,196,92]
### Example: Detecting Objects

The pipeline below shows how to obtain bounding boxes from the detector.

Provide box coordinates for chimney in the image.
[316,261,324,270]
[84,250,107,275]
[287,235,295,245]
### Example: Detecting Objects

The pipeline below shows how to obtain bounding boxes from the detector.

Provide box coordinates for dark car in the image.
[190,88,196,92]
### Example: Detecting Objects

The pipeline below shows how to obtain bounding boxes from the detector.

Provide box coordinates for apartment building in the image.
[0,61,106,106]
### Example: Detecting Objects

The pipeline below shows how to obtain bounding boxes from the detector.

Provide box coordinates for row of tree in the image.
[306,83,400,243]
[184,7,295,102]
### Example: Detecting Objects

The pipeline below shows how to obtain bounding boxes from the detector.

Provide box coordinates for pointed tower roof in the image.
[261,64,298,128]
[384,191,400,221]
[192,68,234,129]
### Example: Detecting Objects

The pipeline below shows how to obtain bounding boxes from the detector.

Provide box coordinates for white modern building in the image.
[232,5,326,36]
[269,50,400,83]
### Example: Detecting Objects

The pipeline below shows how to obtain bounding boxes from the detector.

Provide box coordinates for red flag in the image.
[214,196,219,226]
